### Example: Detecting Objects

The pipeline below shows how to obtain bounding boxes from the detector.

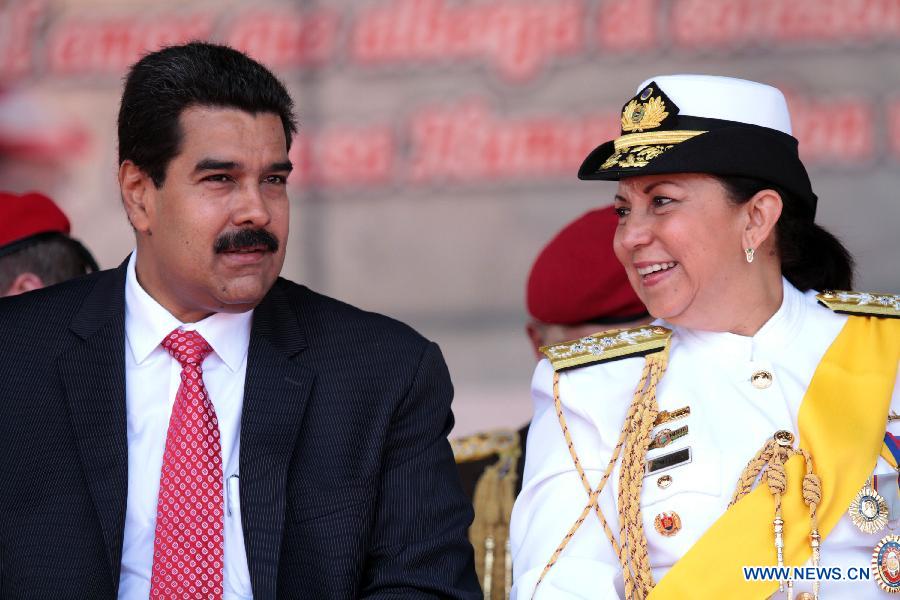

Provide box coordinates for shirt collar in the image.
[124,251,253,371]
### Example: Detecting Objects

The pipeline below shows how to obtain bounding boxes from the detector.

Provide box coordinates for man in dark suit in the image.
[0,42,479,599]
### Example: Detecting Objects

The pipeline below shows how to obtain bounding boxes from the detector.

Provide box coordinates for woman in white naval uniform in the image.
[509,75,900,599]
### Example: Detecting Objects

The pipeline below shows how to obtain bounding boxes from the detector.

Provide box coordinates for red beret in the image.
[526,206,646,325]
[0,191,71,250]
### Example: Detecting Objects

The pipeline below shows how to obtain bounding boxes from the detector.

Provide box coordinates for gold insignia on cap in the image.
[817,290,900,318]
[621,94,669,133]
[599,130,706,170]
[540,325,672,371]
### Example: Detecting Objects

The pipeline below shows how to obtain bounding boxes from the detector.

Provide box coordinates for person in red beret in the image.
[0,191,98,296]
[525,205,652,358]
[453,205,651,599]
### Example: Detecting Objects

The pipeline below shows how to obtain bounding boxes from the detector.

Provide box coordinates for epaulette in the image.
[540,325,672,371]
[817,290,900,319]
[451,429,519,464]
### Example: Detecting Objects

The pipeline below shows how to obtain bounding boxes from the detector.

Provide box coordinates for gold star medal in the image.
[850,479,889,534]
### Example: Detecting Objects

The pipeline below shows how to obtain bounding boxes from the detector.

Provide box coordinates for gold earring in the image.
[745,248,755,263]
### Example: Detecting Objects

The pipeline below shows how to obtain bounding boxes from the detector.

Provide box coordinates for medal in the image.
[654,511,681,536]
[648,425,688,450]
[849,479,889,534]
[876,472,900,523]
[873,535,900,593]
[850,430,900,534]
[654,405,690,427]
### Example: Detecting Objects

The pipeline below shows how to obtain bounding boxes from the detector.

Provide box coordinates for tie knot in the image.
[162,328,213,367]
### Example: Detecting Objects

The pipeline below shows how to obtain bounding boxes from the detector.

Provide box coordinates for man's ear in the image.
[119,161,155,234]
[525,321,546,361]
[3,272,44,297]
[741,188,783,255]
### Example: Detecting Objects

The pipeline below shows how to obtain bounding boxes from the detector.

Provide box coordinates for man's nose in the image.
[232,184,272,228]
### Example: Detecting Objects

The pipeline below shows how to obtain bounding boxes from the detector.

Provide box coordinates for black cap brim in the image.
[578,124,817,219]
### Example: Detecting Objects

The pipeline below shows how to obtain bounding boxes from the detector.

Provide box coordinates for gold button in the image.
[774,430,794,447]
[751,370,773,389]
[796,593,815,600]
[657,475,673,489]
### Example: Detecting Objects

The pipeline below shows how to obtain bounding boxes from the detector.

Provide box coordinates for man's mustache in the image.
[214,229,279,254]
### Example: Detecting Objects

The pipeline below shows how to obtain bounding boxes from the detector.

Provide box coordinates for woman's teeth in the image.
[637,262,677,276]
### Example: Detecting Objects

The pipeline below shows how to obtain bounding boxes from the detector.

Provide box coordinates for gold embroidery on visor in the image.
[599,130,707,170]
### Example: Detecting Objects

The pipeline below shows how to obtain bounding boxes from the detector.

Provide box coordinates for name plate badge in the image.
[645,447,692,477]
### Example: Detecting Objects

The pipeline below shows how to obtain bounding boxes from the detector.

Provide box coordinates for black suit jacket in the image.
[0,262,479,599]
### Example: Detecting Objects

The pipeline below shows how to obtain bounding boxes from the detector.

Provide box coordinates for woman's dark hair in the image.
[717,175,854,291]
[118,42,297,187]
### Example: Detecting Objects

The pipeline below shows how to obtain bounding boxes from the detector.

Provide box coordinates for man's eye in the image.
[265,175,287,185]
[615,206,630,217]
[204,174,232,183]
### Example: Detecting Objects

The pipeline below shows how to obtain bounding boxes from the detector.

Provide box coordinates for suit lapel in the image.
[58,263,129,587]
[240,280,315,599]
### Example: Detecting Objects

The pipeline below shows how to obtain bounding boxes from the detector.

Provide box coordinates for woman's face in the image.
[613,173,749,329]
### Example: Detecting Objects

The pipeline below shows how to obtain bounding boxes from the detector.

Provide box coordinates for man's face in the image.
[128,106,291,322]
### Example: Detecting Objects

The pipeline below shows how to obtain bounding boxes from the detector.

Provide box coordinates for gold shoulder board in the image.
[540,325,672,372]
[817,291,900,319]
[451,429,519,464]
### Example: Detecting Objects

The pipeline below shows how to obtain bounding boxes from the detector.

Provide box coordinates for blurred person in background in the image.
[511,74,900,599]
[0,190,98,296]
[453,206,651,599]
[0,42,478,600]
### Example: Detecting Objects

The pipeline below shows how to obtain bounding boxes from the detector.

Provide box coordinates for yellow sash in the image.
[649,316,900,599]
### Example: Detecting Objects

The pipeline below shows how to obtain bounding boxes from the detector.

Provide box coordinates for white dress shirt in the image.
[510,279,900,599]
[118,252,254,599]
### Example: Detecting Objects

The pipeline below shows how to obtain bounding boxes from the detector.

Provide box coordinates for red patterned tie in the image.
[150,328,224,599]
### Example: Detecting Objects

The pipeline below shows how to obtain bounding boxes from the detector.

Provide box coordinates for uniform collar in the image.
[665,277,807,362]
[124,251,253,372]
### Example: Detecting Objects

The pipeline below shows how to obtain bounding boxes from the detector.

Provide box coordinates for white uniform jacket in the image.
[510,279,900,599]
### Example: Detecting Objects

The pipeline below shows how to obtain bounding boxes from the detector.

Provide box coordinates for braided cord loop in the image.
[729,434,823,598]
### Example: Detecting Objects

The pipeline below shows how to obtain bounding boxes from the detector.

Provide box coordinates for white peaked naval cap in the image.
[637,74,793,135]
[578,73,817,218]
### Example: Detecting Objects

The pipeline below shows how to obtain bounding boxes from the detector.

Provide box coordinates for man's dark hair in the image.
[117,42,298,187]
[718,175,855,292]
[0,235,99,291]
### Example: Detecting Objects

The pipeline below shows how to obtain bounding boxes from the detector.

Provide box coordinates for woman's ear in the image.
[741,188,783,254]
